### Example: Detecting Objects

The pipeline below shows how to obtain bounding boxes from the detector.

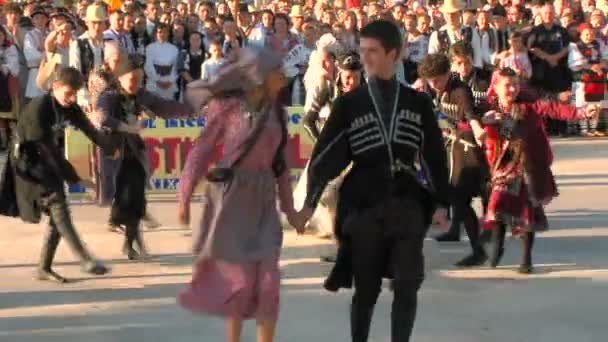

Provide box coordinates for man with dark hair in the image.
[417,52,489,267]
[0,67,124,283]
[294,20,450,342]
[449,41,492,114]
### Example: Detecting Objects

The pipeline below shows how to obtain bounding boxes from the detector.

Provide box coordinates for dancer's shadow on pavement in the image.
[0,282,185,310]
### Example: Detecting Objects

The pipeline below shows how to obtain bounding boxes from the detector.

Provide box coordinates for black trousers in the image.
[39,193,92,270]
[450,194,482,252]
[346,196,428,342]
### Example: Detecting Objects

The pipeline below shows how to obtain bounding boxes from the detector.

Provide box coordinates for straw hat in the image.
[440,0,465,14]
[290,4,304,17]
[85,3,108,22]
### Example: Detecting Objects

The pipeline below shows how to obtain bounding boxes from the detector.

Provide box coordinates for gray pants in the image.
[39,194,92,271]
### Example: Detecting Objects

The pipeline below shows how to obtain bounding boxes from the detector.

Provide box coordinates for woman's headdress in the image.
[184,47,283,110]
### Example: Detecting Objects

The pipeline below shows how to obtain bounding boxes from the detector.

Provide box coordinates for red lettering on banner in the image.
[161,137,181,174]
[180,137,195,170]
[288,134,308,168]
[145,137,161,173]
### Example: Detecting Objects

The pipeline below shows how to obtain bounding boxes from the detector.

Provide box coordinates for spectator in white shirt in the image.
[145,23,179,99]
[200,40,226,82]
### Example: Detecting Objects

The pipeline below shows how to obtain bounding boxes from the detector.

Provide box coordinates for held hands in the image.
[178,203,191,226]
[288,207,314,235]
[431,207,449,230]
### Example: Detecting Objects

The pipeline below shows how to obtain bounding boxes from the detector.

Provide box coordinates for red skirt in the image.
[484,180,548,236]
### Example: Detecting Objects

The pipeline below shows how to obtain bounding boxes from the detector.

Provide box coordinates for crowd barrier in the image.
[65,107,314,199]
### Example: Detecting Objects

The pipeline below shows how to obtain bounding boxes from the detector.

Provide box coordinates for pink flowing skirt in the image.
[178,255,280,320]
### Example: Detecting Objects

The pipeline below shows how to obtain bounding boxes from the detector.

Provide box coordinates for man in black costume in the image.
[418,53,489,267]
[294,20,450,342]
[0,67,122,283]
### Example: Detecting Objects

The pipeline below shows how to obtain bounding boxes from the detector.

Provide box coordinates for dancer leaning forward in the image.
[92,53,193,260]
[0,67,129,283]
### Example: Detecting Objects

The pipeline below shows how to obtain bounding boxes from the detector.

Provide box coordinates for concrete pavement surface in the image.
[0,138,607,342]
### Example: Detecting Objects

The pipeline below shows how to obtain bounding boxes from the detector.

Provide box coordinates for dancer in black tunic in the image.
[294,20,450,342]
[0,67,120,282]
[94,54,192,259]
[418,53,489,267]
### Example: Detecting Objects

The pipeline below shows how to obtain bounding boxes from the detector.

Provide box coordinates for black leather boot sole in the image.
[81,260,109,275]
[435,231,461,242]
[518,264,534,274]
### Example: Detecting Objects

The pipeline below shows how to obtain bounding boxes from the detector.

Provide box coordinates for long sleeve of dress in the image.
[138,90,193,118]
[420,96,451,208]
[528,99,581,121]
[177,102,228,206]
[276,150,295,215]
[304,96,352,209]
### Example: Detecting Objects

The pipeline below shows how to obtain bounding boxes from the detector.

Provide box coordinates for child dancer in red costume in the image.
[481,67,597,273]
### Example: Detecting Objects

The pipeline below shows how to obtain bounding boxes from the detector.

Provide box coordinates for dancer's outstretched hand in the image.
[178,203,190,226]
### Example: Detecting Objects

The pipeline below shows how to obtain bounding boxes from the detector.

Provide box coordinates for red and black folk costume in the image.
[482,96,590,273]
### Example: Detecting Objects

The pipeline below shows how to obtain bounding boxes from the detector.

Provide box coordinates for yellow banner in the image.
[65,107,313,197]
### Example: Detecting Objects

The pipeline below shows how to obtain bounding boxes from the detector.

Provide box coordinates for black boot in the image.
[37,225,68,283]
[455,248,488,267]
[323,242,353,292]
[434,229,461,242]
[48,198,109,276]
[350,292,377,342]
[134,225,149,259]
[489,224,506,268]
[81,260,109,275]
[391,285,418,342]
[518,232,535,274]
[479,229,492,244]
[123,223,140,260]
[456,206,488,267]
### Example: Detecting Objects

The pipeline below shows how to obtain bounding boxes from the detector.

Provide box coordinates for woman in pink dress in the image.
[177,47,301,342]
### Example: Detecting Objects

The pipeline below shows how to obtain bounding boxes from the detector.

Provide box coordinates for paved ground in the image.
[0,138,607,342]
